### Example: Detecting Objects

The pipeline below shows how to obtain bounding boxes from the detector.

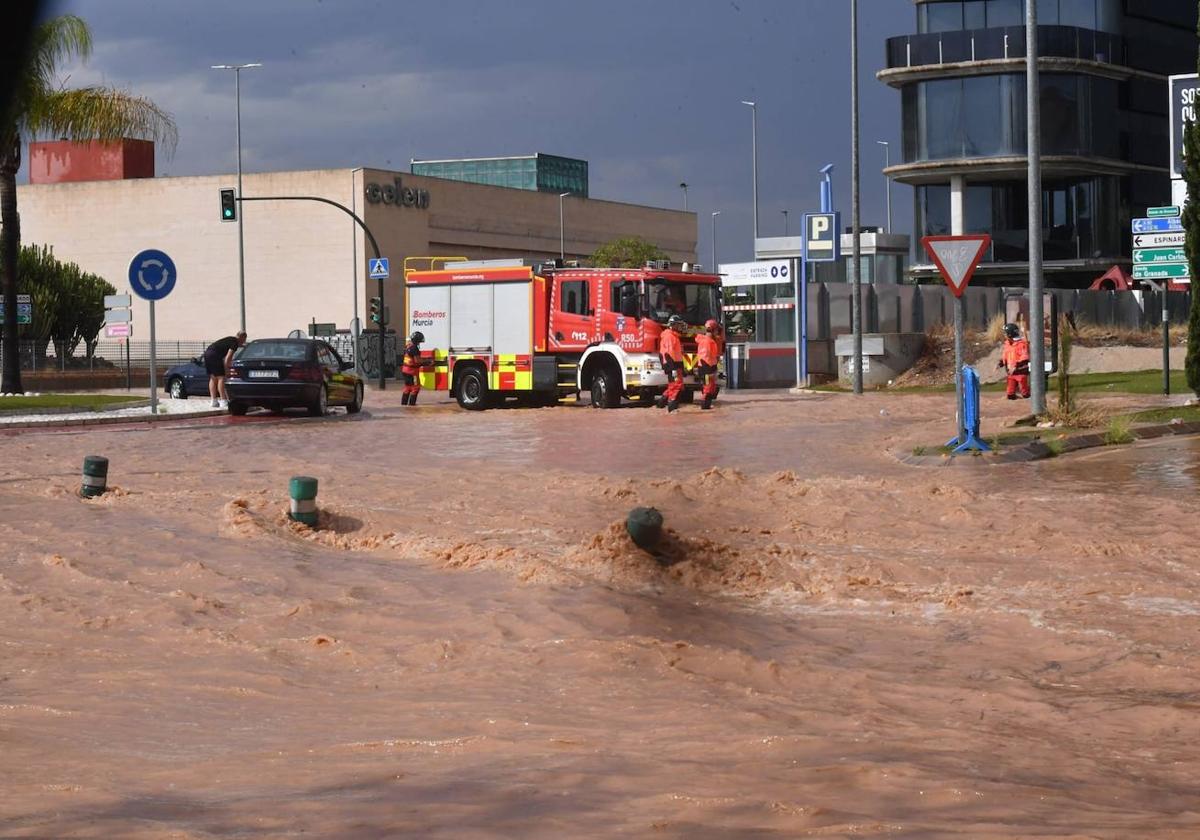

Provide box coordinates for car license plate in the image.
[248,370,279,379]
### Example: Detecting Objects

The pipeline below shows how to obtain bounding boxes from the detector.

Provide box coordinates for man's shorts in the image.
[203,353,225,376]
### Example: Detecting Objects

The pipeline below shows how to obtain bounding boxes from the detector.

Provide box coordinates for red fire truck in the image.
[404,259,723,410]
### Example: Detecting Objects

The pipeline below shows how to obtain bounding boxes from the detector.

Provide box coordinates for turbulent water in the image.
[1,391,1197,837]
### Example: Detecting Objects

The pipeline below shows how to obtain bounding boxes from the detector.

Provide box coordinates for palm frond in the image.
[26,87,178,153]
[25,15,92,91]
[2,15,92,137]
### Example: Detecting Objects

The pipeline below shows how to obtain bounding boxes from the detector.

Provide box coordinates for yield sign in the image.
[922,235,991,298]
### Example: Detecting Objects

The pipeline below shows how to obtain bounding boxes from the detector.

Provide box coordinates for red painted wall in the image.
[28,139,154,184]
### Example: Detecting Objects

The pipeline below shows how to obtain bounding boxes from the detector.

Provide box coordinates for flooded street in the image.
[1,391,1198,838]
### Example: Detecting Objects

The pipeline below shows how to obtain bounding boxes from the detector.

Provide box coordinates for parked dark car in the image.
[163,357,210,399]
[226,338,363,416]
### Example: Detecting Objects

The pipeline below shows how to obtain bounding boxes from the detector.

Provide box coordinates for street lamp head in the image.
[211,63,263,70]
[819,163,835,176]
[679,182,688,189]
[740,100,756,108]
[876,140,889,147]
[711,210,721,217]
[559,192,570,198]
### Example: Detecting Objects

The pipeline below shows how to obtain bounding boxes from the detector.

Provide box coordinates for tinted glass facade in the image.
[410,154,588,198]
[902,73,1120,161]
[890,1,1197,284]
[918,0,1122,33]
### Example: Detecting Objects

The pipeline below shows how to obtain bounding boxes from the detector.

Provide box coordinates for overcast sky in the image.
[36,0,915,265]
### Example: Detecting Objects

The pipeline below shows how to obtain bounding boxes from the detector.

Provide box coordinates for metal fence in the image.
[1,340,209,373]
[0,334,403,377]
[792,283,1191,343]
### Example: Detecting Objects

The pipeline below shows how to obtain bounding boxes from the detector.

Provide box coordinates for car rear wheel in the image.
[455,367,489,411]
[346,382,364,414]
[168,378,186,399]
[308,385,328,417]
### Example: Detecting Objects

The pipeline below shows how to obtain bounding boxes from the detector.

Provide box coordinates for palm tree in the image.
[1,15,176,393]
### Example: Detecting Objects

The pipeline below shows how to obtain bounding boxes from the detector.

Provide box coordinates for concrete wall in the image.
[17,167,697,342]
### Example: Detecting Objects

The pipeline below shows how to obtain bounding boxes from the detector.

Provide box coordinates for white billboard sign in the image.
[717,260,792,287]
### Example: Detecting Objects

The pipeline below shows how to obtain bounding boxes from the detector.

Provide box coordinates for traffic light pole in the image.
[237,195,387,390]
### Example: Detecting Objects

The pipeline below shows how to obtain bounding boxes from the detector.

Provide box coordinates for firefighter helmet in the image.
[704,318,719,332]
[1003,323,1020,340]
[667,315,686,330]
[410,331,425,344]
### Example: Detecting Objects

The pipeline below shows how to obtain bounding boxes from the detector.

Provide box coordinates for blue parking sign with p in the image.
[803,212,839,263]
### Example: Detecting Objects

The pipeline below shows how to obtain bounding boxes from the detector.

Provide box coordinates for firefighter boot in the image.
[667,400,679,413]
[654,395,666,409]
[409,393,418,406]
[401,392,411,406]
[701,396,713,410]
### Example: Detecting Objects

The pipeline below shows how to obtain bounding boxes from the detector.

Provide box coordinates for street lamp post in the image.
[680,182,689,211]
[1026,0,1046,415]
[741,100,758,243]
[211,62,262,334]
[781,209,789,236]
[876,140,892,234]
[558,192,570,259]
[711,211,720,274]
[849,1,863,395]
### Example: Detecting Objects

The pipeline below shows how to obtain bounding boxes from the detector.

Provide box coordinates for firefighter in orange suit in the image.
[656,315,687,413]
[998,322,1031,400]
[401,331,433,405]
[695,318,722,410]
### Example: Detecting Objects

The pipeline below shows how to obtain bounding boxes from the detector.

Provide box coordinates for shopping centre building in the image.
[16,143,695,341]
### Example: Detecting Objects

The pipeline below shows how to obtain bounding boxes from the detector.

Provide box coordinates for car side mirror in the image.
[340,361,354,372]
[191,357,202,365]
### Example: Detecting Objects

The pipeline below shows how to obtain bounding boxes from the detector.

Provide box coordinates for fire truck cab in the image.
[404,259,723,410]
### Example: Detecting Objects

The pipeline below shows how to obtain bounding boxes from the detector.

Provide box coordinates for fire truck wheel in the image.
[455,366,490,411]
[589,367,621,409]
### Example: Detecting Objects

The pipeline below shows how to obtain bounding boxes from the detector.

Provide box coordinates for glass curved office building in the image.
[881,0,1197,285]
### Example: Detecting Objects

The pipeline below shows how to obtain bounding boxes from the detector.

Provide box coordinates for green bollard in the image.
[81,455,109,498]
[288,475,319,527]
[625,506,663,550]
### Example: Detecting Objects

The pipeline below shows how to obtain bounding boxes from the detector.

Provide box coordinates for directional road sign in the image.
[1134,263,1190,280]
[803,213,840,263]
[104,294,131,308]
[922,234,991,298]
[0,294,32,325]
[1147,206,1180,218]
[105,323,132,338]
[1132,217,1183,234]
[368,257,390,279]
[1133,247,1187,265]
[104,309,133,323]
[1132,232,1184,249]
[128,249,177,301]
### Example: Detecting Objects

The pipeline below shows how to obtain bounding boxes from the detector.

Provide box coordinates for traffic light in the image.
[369,296,382,324]
[219,188,237,222]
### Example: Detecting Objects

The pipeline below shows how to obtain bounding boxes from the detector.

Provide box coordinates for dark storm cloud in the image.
[38,0,912,262]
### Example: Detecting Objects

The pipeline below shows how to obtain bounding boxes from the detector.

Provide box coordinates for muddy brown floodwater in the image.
[1,390,1198,838]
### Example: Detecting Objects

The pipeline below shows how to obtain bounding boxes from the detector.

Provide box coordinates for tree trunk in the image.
[0,134,23,394]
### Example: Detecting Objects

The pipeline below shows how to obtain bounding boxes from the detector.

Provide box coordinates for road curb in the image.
[0,407,228,430]
[896,419,1200,467]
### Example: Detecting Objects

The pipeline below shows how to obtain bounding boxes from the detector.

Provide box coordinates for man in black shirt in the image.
[203,331,246,408]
